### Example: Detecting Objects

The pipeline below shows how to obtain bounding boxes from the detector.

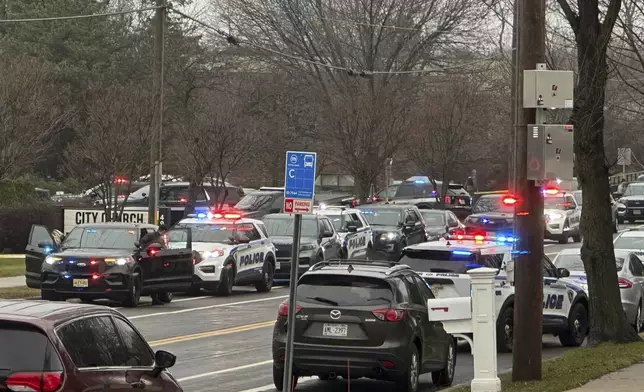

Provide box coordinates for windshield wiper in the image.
[365,296,392,303]
[306,296,339,306]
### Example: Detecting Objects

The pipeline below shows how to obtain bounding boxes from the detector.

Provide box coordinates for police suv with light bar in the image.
[543,188,582,244]
[313,205,373,259]
[24,223,196,307]
[463,194,516,237]
[398,235,590,352]
[169,210,277,296]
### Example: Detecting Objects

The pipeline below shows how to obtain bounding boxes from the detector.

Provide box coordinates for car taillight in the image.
[371,308,406,322]
[444,196,451,204]
[278,301,302,317]
[618,278,633,289]
[5,372,63,392]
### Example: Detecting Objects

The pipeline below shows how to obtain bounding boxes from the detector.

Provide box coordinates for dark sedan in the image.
[418,209,465,240]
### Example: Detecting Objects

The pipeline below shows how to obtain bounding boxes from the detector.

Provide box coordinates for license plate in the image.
[275,262,281,270]
[73,279,88,288]
[431,284,443,296]
[323,323,348,337]
[634,210,642,215]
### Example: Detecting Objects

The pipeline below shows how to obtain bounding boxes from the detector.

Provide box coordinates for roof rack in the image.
[309,259,411,274]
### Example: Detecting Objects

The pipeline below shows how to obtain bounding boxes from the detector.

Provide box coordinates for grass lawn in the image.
[0,257,24,278]
[449,340,644,392]
[0,286,40,299]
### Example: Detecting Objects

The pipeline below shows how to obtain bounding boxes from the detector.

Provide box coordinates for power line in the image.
[0,6,161,23]
[170,8,496,77]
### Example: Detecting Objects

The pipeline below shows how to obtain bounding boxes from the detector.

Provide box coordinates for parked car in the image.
[0,300,182,391]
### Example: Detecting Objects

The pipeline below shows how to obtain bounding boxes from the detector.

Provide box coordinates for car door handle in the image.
[246,245,252,249]
[129,381,145,389]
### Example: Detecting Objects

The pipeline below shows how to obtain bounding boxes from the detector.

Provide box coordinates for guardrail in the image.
[427,267,500,392]
[609,171,644,185]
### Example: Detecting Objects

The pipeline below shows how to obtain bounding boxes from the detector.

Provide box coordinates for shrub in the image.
[0,180,38,206]
[0,204,63,253]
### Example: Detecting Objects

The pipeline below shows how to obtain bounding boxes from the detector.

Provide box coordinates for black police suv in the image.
[463,194,515,236]
[357,204,428,261]
[385,179,472,219]
[262,213,342,280]
[418,209,465,241]
[24,223,195,307]
[234,187,284,219]
[272,260,457,392]
[614,182,644,224]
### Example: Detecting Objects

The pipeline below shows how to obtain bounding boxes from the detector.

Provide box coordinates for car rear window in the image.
[297,275,394,306]
[399,249,504,273]
[0,322,63,372]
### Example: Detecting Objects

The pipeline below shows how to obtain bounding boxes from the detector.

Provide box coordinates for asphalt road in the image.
[107,223,641,392]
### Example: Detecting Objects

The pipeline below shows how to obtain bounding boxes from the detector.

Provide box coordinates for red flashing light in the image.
[92,273,100,280]
[148,248,158,256]
[444,196,451,204]
[90,260,97,265]
[278,301,302,317]
[371,308,406,322]
[619,278,633,289]
[456,234,464,240]
[224,213,241,220]
[502,196,517,205]
[544,188,559,195]
[5,372,63,392]
[114,177,127,184]
[179,197,187,203]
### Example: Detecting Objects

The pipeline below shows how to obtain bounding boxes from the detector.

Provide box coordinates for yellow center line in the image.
[149,320,275,347]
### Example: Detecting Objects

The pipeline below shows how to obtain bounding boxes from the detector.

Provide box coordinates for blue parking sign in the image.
[284,151,317,214]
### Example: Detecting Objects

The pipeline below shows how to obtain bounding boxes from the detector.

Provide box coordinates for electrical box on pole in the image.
[523,69,574,109]
[526,124,574,181]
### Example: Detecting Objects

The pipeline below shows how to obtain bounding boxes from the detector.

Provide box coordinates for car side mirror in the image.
[152,350,176,377]
[236,237,250,244]
[557,267,570,278]
[613,192,623,199]
[322,230,334,238]
[141,193,147,198]
[346,225,358,233]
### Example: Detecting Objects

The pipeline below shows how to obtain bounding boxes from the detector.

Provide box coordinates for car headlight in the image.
[581,283,588,291]
[203,250,224,259]
[379,232,398,241]
[300,244,316,251]
[116,257,133,266]
[44,256,57,265]
[547,212,563,220]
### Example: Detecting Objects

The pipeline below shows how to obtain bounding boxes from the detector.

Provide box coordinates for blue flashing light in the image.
[361,210,375,215]
[466,263,483,269]
[414,179,427,184]
[197,213,207,218]
[86,229,97,233]
[44,247,52,254]
[452,250,472,256]
[62,273,71,279]
[511,250,529,255]
[68,260,75,264]
[481,218,489,224]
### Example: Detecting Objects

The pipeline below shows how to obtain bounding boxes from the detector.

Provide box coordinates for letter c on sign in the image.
[288,169,295,179]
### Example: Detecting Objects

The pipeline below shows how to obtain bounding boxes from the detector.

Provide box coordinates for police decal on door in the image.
[348,236,366,249]
[543,294,564,309]
[239,252,264,267]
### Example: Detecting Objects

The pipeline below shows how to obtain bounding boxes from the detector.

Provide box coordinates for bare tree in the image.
[0,55,73,179]
[223,0,489,199]
[169,78,258,209]
[63,82,154,220]
[556,0,640,344]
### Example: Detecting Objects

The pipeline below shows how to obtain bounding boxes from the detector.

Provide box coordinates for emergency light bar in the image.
[445,233,516,244]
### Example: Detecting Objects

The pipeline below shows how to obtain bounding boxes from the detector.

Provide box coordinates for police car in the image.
[313,204,372,259]
[544,188,582,244]
[168,210,277,296]
[398,235,589,352]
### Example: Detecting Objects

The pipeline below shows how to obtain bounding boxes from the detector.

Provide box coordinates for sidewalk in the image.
[0,276,26,288]
[566,362,644,391]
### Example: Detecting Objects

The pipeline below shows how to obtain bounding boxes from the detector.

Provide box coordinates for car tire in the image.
[497,305,514,352]
[318,373,338,381]
[634,302,643,333]
[123,275,141,308]
[41,290,61,302]
[559,302,588,347]
[366,244,373,260]
[432,337,456,387]
[158,292,173,303]
[273,365,297,391]
[629,219,636,224]
[216,261,235,296]
[396,344,420,392]
[614,217,619,233]
[618,217,625,224]
[572,232,582,243]
[255,260,274,293]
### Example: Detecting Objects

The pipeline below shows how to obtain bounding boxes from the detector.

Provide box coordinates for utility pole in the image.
[512,0,546,382]
[148,0,166,224]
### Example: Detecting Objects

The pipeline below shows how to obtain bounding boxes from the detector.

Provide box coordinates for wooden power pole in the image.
[512,0,546,382]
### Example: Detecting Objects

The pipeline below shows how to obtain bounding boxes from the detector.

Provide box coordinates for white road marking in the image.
[546,252,558,256]
[128,294,289,320]
[234,378,315,392]
[177,360,273,382]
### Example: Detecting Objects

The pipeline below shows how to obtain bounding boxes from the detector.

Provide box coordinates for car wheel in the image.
[158,292,173,303]
[123,275,141,308]
[559,302,588,347]
[629,219,636,224]
[273,365,297,391]
[618,217,625,224]
[614,217,619,233]
[634,302,643,333]
[41,290,61,302]
[366,244,373,260]
[572,232,582,243]
[255,260,274,293]
[396,344,420,392]
[497,305,514,352]
[318,373,338,381]
[432,337,456,387]
[216,262,235,296]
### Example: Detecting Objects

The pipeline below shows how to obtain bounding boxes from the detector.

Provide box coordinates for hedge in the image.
[0,204,63,253]
[0,180,38,206]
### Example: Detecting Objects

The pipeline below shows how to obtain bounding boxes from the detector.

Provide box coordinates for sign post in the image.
[282,151,317,392]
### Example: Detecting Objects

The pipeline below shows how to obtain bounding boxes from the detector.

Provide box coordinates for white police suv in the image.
[313,205,373,259]
[399,234,589,352]
[543,188,582,244]
[168,210,277,296]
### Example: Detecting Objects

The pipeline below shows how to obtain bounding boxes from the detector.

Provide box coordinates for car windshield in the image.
[419,211,445,226]
[624,184,644,196]
[297,275,394,306]
[394,183,436,199]
[235,193,275,211]
[172,223,235,243]
[544,196,571,209]
[263,216,318,237]
[573,191,582,206]
[324,214,359,232]
[61,227,138,249]
[358,208,402,226]
[375,185,399,199]
[473,196,513,213]
[554,253,624,271]
[399,249,504,274]
[614,236,644,250]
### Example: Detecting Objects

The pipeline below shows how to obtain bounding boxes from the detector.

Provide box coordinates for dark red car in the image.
[0,300,182,391]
